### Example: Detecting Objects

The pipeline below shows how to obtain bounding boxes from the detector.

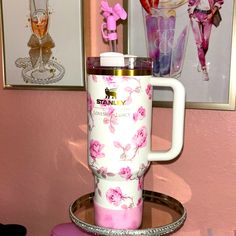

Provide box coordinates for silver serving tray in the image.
[69,190,187,236]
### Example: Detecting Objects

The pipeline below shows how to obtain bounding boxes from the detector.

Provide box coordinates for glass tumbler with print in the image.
[143,0,189,77]
[29,0,52,80]
[87,54,185,229]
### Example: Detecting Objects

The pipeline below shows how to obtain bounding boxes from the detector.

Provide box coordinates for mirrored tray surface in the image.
[69,190,186,236]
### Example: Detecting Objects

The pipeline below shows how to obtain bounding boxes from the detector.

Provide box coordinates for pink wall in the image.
[1,1,236,235]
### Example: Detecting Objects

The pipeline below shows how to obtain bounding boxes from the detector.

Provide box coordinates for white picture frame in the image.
[124,0,236,110]
[0,0,85,90]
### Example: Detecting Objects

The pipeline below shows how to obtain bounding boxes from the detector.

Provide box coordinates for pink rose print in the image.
[90,140,105,160]
[136,163,149,178]
[103,105,118,133]
[114,128,148,161]
[119,167,132,180]
[97,166,115,178]
[138,176,144,191]
[87,93,94,112]
[87,93,95,130]
[92,74,97,82]
[130,127,148,160]
[137,197,142,206]
[106,187,135,209]
[107,106,115,115]
[95,178,102,197]
[97,167,108,178]
[124,86,141,105]
[103,75,117,86]
[133,106,146,122]
[114,141,131,161]
[146,84,152,100]
[133,126,147,148]
[106,187,123,206]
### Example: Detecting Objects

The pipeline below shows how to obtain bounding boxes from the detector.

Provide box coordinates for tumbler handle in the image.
[148,77,185,161]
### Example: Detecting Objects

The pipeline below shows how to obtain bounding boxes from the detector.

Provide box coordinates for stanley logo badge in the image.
[97,87,126,106]
[105,87,117,99]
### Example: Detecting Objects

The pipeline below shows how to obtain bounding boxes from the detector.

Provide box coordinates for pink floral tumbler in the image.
[87,53,185,230]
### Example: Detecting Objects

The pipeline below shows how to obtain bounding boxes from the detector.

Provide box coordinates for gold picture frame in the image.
[123,0,236,110]
[0,0,87,90]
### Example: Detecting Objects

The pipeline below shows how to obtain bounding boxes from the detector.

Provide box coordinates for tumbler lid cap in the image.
[100,52,125,67]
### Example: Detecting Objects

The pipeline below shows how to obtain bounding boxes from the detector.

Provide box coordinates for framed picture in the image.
[124,0,236,110]
[0,0,85,90]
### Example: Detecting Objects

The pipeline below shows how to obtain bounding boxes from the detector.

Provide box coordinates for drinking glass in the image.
[29,0,52,80]
[143,0,189,78]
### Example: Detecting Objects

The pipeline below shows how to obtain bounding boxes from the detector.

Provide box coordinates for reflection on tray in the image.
[69,190,187,236]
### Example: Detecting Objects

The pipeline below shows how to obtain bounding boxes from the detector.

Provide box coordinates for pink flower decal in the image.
[114,128,148,161]
[133,106,146,121]
[107,106,115,115]
[103,105,118,133]
[133,126,147,148]
[97,167,108,178]
[92,74,97,82]
[114,141,131,161]
[97,166,115,178]
[103,75,116,86]
[90,140,105,160]
[87,93,94,112]
[138,176,144,191]
[106,187,123,206]
[119,167,132,180]
[87,93,95,130]
[124,86,141,105]
[146,84,152,100]
[130,127,148,160]
[137,197,142,206]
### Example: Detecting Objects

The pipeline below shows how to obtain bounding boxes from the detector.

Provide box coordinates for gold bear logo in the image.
[105,87,117,99]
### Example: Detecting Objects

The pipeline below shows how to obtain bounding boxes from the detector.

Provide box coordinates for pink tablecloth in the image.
[51,223,94,236]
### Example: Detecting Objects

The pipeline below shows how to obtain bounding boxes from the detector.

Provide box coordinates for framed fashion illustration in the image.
[0,0,85,90]
[124,0,236,110]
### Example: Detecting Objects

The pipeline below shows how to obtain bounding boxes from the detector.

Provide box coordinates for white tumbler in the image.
[87,53,185,229]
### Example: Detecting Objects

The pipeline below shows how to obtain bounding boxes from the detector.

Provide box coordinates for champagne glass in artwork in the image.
[30,0,52,80]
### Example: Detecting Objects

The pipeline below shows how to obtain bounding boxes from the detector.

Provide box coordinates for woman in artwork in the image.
[188,0,224,81]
